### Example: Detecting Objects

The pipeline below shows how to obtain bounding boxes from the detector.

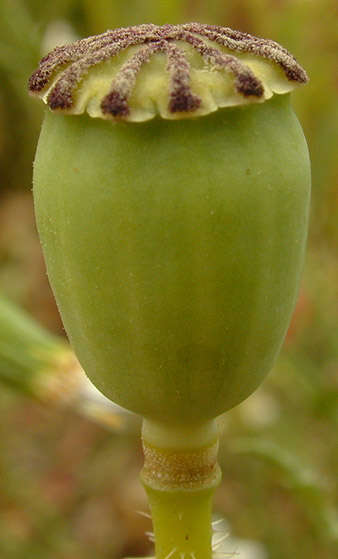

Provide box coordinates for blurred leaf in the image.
[230,438,338,544]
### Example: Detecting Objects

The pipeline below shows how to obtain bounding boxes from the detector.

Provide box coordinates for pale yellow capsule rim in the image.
[28,23,308,122]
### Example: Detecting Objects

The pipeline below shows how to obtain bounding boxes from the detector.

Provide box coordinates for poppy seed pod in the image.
[29,23,310,430]
[29,24,310,559]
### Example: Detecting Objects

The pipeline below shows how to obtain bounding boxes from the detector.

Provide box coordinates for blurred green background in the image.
[0,1,337,558]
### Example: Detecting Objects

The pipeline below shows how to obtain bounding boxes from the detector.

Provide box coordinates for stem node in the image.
[141,420,221,559]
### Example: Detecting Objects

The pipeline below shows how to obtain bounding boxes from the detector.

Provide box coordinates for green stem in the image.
[141,420,221,559]
[145,485,216,559]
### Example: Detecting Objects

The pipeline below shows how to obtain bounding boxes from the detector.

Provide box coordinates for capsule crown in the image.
[29,23,308,122]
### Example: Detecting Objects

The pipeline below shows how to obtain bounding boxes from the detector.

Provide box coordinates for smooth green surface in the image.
[142,418,218,450]
[33,94,311,425]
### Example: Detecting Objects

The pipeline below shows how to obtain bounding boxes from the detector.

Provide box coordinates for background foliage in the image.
[0,1,337,558]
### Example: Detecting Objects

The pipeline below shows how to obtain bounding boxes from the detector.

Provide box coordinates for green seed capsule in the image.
[29,23,311,428]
